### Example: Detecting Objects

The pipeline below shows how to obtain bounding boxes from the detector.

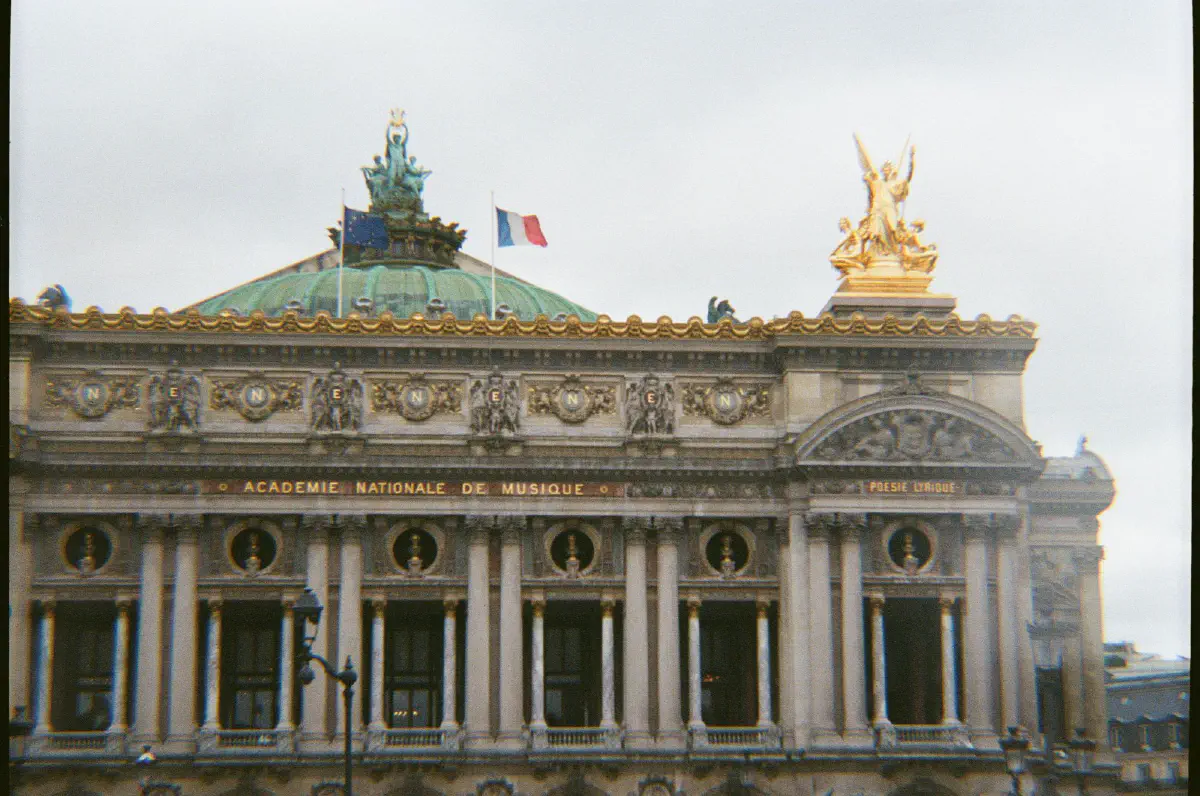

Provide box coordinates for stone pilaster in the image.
[133,515,166,743]
[529,596,547,747]
[336,516,365,734]
[804,513,837,745]
[838,513,871,746]
[9,504,34,717]
[166,517,201,745]
[655,519,684,748]
[621,520,651,748]
[441,598,459,734]
[996,520,1021,732]
[868,594,889,731]
[939,596,961,725]
[600,597,618,732]
[785,511,811,748]
[1074,545,1107,746]
[301,516,330,739]
[963,515,996,744]
[464,515,492,746]
[497,517,525,747]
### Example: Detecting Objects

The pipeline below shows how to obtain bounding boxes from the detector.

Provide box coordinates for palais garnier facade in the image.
[8,118,1116,796]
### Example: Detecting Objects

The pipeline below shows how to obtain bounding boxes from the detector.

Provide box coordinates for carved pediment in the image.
[809,409,1016,462]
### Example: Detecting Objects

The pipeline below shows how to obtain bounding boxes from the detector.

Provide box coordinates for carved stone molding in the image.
[527,374,616,424]
[681,377,771,425]
[310,362,363,433]
[625,481,777,499]
[836,512,868,536]
[653,517,684,544]
[210,373,303,421]
[803,512,839,541]
[811,409,1017,462]
[371,373,462,421]
[1071,546,1104,573]
[621,518,649,545]
[45,371,140,419]
[148,362,201,433]
[468,368,520,436]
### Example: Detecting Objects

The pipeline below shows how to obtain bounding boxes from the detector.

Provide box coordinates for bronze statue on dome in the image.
[361,108,433,217]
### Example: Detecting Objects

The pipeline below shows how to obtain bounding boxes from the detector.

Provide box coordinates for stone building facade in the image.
[8,130,1119,796]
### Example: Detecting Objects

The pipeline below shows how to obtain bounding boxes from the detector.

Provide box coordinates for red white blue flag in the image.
[496,207,547,247]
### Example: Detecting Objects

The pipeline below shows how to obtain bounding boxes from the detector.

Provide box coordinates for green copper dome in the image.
[192,264,597,322]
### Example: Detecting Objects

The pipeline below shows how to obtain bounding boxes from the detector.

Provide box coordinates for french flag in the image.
[496,207,548,247]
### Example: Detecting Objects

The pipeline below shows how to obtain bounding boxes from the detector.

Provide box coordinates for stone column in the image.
[939,596,961,724]
[336,517,365,735]
[33,600,55,734]
[529,597,546,731]
[1074,546,1107,745]
[9,503,34,719]
[110,599,133,732]
[1015,511,1040,735]
[869,595,888,728]
[756,599,774,728]
[805,514,836,743]
[655,520,684,747]
[202,600,222,730]
[1063,634,1085,735]
[601,597,618,730]
[996,522,1021,731]
[301,518,330,738]
[839,514,871,745]
[776,522,794,740]
[686,596,704,734]
[441,599,458,730]
[464,517,492,745]
[497,519,524,746]
[621,522,651,747]
[278,598,295,731]
[369,598,386,730]
[786,511,811,748]
[166,518,201,744]
[133,517,166,742]
[963,516,996,742]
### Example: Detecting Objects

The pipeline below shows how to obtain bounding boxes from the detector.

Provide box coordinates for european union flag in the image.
[343,207,389,248]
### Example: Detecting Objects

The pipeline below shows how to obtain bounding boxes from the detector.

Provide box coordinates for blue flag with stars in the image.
[344,207,389,248]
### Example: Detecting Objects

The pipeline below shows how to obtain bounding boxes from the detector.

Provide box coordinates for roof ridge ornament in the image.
[830,134,939,295]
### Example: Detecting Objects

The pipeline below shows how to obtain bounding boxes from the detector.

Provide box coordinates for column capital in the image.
[621,518,649,545]
[207,598,224,614]
[499,516,524,546]
[938,594,957,611]
[371,597,388,616]
[443,597,459,616]
[687,595,702,617]
[1071,546,1104,573]
[282,596,295,614]
[756,598,771,617]
[173,515,203,541]
[38,599,57,617]
[601,597,616,617]
[963,514,992,540]
[654,517,684,545]
[836,512,868,538]
[301,514,332,539]
[116,597,135,613]
[531,596,546,617]
[465,514,493,545]
[868,593,886,611]
[803,512,837,540]
[136,513,168,541]
[338,514,367,540]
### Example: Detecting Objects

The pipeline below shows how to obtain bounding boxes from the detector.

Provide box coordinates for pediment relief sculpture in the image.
[210,373,303,421]
[808,410,1016,462]
[46,371,141,419]
[527,374,616,424]
[681,377,771,425]
[372,373,462,421]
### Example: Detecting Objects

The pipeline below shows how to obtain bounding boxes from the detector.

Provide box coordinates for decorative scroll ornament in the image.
[210,374,303,421]
[810,410,1016,462]
[625,374,676,435]
[148,362,201,432]
[372,374,462,421]
[310,362,364,433]
[681,377,771,425]
[468,369,520,436]
[829,135,939,293]
[527,374,616,424]
[46,371,140,419]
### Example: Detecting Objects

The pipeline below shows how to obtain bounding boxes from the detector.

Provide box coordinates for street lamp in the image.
[294,588,358,796]
[134,744,158,795]
[1068,727,1096,796]
[9,706,34,738]
[999,725,1031,796]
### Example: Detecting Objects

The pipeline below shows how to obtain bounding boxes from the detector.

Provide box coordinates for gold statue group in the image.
[831,135,939,288]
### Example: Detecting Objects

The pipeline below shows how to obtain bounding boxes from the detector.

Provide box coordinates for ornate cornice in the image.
[9,300,1038,341]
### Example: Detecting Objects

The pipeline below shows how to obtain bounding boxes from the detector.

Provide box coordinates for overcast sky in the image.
[10,2,1191,657]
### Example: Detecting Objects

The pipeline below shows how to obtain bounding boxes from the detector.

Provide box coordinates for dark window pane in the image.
[412,690,430,726]
[234,691,253,727]
[564,627,582,671]
[412,631,429,673]
[256,629,276,671]
[253,691,275,728]
[392,690,410,727]
[546,628,563,673]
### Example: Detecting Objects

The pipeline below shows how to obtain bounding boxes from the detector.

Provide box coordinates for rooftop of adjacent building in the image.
[1106,642,1190,723]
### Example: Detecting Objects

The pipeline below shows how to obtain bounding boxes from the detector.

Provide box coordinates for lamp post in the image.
[1068,727,1096,796]
[294,588,358,796]
[134,744,157,795]
[999,725,1031,796]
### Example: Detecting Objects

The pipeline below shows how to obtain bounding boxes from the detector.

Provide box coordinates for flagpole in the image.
[490,190,497,320]
[337,188,346,318]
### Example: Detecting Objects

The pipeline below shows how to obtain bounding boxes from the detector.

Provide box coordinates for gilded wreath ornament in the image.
[209,373,303,421]
[45,371,141,419]
[526,375,616,424]
[681,377,771,425]
[372,373,463,421]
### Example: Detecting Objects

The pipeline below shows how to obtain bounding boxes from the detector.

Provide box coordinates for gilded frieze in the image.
[209,373,303,421]
[8,299,1040,340]
[371,374,462,421]
[680,378,771,425]
[526,375,615,424]
[45,371,141,419]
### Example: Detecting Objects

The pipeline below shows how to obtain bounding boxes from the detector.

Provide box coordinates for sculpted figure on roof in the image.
[361,108,432,217]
